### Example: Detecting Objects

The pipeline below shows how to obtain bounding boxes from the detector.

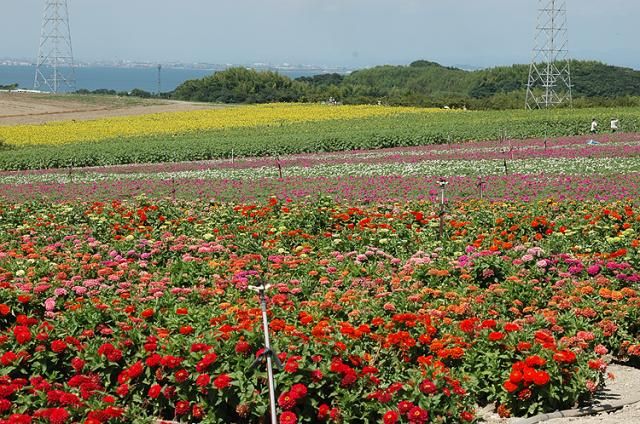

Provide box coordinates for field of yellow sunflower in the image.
[0,104,444,146]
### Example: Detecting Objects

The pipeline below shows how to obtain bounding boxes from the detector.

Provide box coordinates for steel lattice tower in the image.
[34,0,76,93]
[525,0,572,109]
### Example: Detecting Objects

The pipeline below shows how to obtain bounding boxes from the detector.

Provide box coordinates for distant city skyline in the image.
[1,0,638,70]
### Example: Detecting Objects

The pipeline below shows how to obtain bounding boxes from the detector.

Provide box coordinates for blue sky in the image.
[2,0,638,69]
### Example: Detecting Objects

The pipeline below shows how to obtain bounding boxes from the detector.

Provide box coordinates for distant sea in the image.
[0,65,323,93]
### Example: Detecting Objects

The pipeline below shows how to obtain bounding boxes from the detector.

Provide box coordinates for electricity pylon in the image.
[34,0,76,93]
[525,0,572,109]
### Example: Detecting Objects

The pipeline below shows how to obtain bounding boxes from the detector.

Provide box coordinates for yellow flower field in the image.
[0,103,446,146]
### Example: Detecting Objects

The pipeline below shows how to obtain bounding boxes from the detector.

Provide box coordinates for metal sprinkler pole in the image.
[258,288,278,424]
[437,179,448,241]
[249,283,280,424]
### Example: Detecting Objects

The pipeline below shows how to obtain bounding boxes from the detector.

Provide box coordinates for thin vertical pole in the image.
[259,290,278,424]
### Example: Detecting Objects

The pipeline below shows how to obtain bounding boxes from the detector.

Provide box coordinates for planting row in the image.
[1,173,639,204]
[1,107,638,171]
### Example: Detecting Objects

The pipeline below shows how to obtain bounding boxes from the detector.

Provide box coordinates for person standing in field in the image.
[590,118,598,134]
[611,118,619,133]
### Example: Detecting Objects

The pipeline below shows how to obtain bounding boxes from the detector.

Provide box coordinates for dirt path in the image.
[0,92,222,125]
[480,364,640,424]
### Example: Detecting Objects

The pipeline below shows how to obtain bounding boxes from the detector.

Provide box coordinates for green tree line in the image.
[172,60,640,109]
[75,60,640,110]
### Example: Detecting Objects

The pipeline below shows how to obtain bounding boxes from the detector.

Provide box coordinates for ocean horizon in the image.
[0,65,323,93]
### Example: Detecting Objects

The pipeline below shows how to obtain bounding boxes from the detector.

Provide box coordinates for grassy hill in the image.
[172,60,640,109]
[331,60,640,107]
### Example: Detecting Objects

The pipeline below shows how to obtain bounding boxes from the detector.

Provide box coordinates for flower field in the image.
[1,105,639,171]
[1,197,640,423]
[2,102,640,423]
[0,104,443,147]
[2,133,640,203]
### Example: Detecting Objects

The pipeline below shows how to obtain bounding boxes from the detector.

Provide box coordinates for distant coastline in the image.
[0,62,351,93]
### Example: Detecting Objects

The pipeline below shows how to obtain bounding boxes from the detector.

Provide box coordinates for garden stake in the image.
[249,283,282,424]
[276,156,283,179]
[477,177,486,200]
[437,178,448,241]
[171,178,176,201]
[231,149,235,165]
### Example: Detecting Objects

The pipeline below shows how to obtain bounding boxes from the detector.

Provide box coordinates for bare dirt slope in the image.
[0,92,221,125]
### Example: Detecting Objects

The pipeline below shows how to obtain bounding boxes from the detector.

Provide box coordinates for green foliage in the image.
[174,67,306,103]
[172,60,640,109]
[129,88,153,99]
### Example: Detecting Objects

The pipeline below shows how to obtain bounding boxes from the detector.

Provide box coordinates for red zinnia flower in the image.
[481,319,497,329]
[213,374,232,390]
[195,373,210,387]
[0,399,12,413]
[398,401,415,414]
[140,309,154,319]
[235,340,251,355]
[407,406,429,423]
[311,369,323,382]
[179,326,194,335]
[192,404,204,418]
[48,408,70,424]
[517,341,532,352]
[488,331,505,342]
[145,353,162,367]
[13,326,31,345]
[525,355,546,367]
[175,369,190,383]
[278,391,297,410]
[175,400,190,415]
[509,369,523,384]
[383,410,400,424]
[533,370,550,386]
[518,388,533,401]
[279,411,297,424]
[459,318,478,333]
[70,357,85,372]
[340,371,357,387]
[504,323,521,332]
[148,384,162,399]
[553,349,577,364]
[419,379,437,395]
[317,404,330,420]
[290,383,308,399]
[0,351,18,366]
[115,384,129,397]
[503,381,519,393]
[460,411,475,422]
[284,356,300,373]
[6,414,31,424]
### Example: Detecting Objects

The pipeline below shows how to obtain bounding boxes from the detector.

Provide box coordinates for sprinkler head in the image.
[248,284,272,293]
